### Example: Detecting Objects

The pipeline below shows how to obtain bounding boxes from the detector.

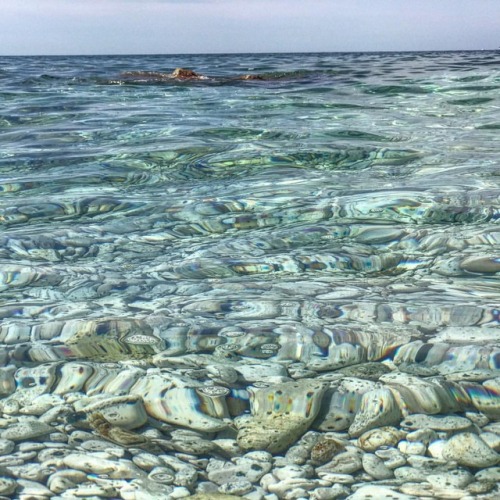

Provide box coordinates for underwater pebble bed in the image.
[0,51,499,499]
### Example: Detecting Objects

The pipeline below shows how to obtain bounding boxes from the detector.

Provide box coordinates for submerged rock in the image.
[236,379,328,453]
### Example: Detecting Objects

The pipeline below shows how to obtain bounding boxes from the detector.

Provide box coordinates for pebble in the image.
[0,421,54,441]
[348,388,402,437]
[426,469,473,489]
[357,426,405,452]
[310,436,345,465]
[361,453,394,479]
[398,440,427,456]
[475,466,500,482]
[480,431,500,451]
[16,478,54,497]
[401,414,472,432]
[346,485,418,499]
[132,452,165,471]
[442,432,500,468]
[310,484,350,500]
[0,439,14,456]
[375,448,407,469]
[218,479,253,495]
[148,466,175,484]
[316,451,363,475]
[0,478,16,496]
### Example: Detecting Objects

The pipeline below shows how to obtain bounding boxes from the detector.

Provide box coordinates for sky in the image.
[1,0,499,55]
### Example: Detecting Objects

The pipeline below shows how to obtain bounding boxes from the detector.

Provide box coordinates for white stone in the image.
[398,440,427,456]
[357,426,405,452]
[374,448,406,469]
[401,414,472,432]
[310,485,350,500]
[475,466,500,482]
[361,453,394,479]
[346,485,418,499]
[1,420,54,441]
[442,432,500,468]
[316,451,362,475]
[0,478,17,496]
[218,479,253,495]
[0,438,15,455]
[426,469,474,489]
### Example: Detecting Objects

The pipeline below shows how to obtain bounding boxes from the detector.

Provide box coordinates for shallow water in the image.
[0,51,499,496]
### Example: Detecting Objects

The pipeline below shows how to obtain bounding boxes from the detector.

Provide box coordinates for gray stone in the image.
[0,478,16,496]
[218,480,253,495]
[0,439,14,456]
[1,420,54,441]
[316,451,362,475]
[401,414,472,432]
[361,453,394,479]
[442,432,500,468]
[426,469,473,489]
[346,485,418,499]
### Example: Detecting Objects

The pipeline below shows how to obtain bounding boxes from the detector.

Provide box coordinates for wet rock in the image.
[0,478,16,496]
[346,485,418,499]
[401,413,472,432]
[361,453,394,479]
[0,439,14,456]
[236,380,327,453]
[357,426,405,452]
[316,450,363,475]
[348,388,402,437]
[442,432,500,468]
[1,420,54,441]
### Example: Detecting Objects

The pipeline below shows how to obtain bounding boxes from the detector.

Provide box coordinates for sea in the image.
[0,51,499,497]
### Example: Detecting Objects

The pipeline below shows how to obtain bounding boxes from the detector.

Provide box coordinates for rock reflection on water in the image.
[0,51,499,498]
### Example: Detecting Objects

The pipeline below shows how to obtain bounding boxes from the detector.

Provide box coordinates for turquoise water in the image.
[0,51,499,494]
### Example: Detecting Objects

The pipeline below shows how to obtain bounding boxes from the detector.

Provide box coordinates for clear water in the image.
[0,51,499,488]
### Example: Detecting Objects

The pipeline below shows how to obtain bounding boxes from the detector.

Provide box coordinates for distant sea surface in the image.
[0,51,499,491]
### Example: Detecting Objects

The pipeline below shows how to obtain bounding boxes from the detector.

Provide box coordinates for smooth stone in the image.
[398,440,427,456]
[212,439,242,458]
[273,464,314,481]
[16,478,54,497]
[310,485,351,500]
[48,474,80,494]
[186,495,243,500]
[348,388,402,437]
[132,452,165,472]
[465,412,490,427]
[406,428,437,445]
[0,439,14,456]
[442,432,500,468]
[170,486,192,498]
[316,451,363,475]
[1,421,54,441]
[361,453,394,479]
[63,453,143,478]
[148,466,175,484]
[426,469,473,489]
[346,485,418,499]
[236,380,327,453]
[7,463,54,482]
[428,439,446,459]
[0,478,16,496]
[401,414,472,432]
[174,467,199,489]
[393,466,426,482]
[267,478,331,498]
[314,472,355,484]
[475,466,500,482]
[310,436,346,465]
[218,480,253,496]
[357,426,405,452]
[375,448,407,469]
[480,431,500,451]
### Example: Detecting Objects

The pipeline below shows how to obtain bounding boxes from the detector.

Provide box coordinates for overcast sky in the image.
[2,0,499,55]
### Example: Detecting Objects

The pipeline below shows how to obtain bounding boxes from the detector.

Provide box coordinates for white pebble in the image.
[442,432,500,468]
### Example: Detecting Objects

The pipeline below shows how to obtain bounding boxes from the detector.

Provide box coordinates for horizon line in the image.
[0,48,498,58]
